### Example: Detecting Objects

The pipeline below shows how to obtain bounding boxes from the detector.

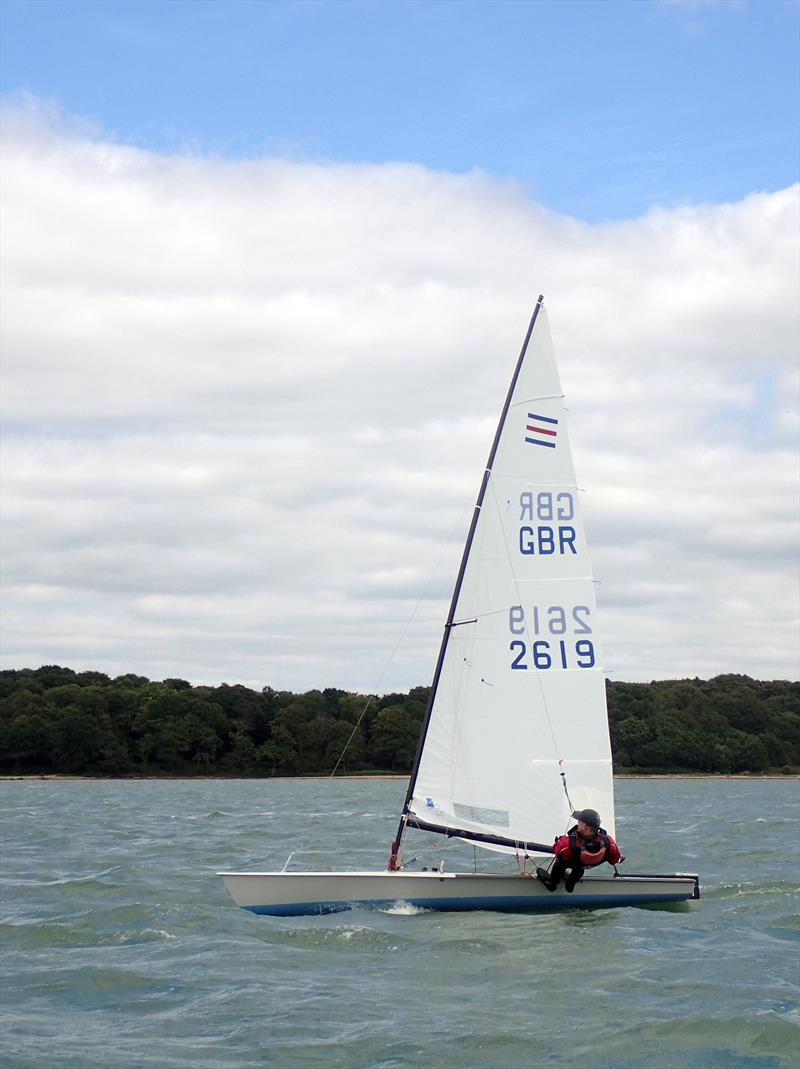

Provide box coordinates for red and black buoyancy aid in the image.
[554,826,616,868]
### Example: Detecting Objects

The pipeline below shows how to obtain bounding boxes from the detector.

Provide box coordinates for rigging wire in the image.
[328,695,374,778]
[559,760,576,814]
[399,836,459,871]
[328,499,474,778]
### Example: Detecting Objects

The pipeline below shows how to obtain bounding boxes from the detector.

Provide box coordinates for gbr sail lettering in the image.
[510,491,594,668]
[518,491,576,557]
[508,604,596,670]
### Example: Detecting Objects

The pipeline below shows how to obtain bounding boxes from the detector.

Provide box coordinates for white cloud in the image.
[2,102,798,690]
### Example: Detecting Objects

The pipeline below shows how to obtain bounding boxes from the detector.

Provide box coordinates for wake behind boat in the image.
[220,297,700,916]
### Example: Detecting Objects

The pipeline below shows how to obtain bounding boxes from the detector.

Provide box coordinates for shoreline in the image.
[2,773,797,782]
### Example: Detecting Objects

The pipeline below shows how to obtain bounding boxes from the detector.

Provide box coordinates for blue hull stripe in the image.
[243,893,692,917]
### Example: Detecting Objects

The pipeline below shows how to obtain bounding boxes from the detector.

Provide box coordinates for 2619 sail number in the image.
[508,604,595,670]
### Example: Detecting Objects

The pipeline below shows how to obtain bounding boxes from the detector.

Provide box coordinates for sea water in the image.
[1,777,798,1069]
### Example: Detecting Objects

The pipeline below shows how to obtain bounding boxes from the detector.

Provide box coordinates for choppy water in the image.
[1,777,798,1069]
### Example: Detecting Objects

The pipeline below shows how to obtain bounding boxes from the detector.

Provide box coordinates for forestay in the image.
[404,301,615,855]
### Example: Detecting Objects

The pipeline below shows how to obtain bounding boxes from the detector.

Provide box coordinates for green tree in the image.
[369,705,419,771]
[221,728,258,773]
[0,713,56,771]
[257,725,299,776]
[52,708,110,774]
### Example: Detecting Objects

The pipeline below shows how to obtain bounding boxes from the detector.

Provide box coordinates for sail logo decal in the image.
[525,412,558,448]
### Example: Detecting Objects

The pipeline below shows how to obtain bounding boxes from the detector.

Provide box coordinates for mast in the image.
[388,296,546,869]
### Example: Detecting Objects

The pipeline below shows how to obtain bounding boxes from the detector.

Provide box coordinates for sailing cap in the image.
[572,808,601,829]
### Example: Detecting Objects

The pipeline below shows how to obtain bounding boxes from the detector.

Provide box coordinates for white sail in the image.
[405,303,615,853]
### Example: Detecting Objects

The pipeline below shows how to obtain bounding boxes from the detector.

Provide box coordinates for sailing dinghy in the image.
[220,298,700,916]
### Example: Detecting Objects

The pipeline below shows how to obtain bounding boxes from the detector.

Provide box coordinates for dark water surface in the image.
[1,777,798,1069]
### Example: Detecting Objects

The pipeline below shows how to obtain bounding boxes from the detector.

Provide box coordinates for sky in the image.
[1,0,798,693]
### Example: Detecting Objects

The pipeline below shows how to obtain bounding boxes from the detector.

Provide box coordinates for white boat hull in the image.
[219,869,700,916]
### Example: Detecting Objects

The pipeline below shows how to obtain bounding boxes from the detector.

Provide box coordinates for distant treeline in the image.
[1,666,798,777]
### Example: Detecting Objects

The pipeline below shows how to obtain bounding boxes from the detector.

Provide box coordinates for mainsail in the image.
[397,298,615,858]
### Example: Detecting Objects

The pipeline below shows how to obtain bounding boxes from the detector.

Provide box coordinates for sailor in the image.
[536,808,623,892]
